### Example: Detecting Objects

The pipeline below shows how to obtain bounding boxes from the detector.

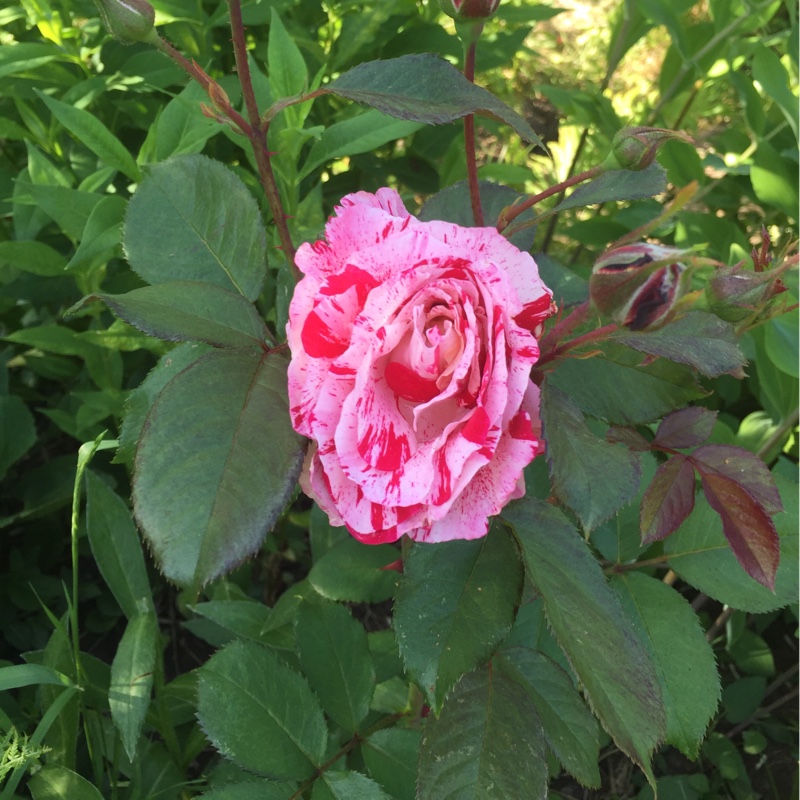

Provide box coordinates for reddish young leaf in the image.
[607,426,652,451]
[640,455,696,545]
[699,472,780,590]
[653,408,717,450]
[691,445,783,514]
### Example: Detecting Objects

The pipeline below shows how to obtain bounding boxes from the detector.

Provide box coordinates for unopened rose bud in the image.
[438,0,501,20]
[93,0,156,45]
[604,126,694,171]
[592,243,689,330]
[707,261,790,323]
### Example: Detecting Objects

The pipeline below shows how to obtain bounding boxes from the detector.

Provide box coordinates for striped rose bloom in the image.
[287,188,553,544]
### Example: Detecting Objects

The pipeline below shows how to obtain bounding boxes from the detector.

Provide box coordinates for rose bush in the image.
[287,188,554,543]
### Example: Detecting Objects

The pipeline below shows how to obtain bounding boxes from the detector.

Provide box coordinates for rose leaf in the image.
[615,311,746,379]
[393,523,522,713]
[690,444,783,514]
[611,573,720,759]
[542,384,642,531]
[124,154,267,301]
[665,473,797,613]
[698,472,780,590]
[324,54,544,148]
[417,663,548,800]
[652,407,718,449]
[640,454,696,545]
[133,349,305,591]
[502,497,665,785]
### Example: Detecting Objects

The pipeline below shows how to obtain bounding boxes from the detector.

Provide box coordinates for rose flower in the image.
[287,188,554,544]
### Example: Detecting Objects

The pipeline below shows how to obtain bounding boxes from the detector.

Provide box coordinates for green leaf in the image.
[324,54,544,147]
[0,42,71,78]
[665,472,798,612]
[197,639,327,780]
[362,728,420,800]
[615,312,745,378]
[393,524,523,711]
[611,573,719,759]
[0,664,73,691]
[0,240,68,276]
[751,45,799,140]
[308,538,400,603]
[309,502,349,562]
[419,180,536,250]
[28,764,105,800]
[191,600,273,643]
[4,324,119,390]
[201,781,297,800]
[750,140,799,219]
[548,344,705,424]
[503,498,665,780]
[76,282,268,348]
[133,350,305,589]
[312,771,391,800]
[295,599,375,733]
[116,342,211,465]
[36,91,140,181]
[124,154,267,301]
[65,195,127,273]
[553,163,667,213]
[497,648,600,788]
[541,383,641,530]
[417,662,548,800]
[85,470,154,619]
[763,311,799,378]
[154,82,221,161]
[0,394,36,479]
[109,612,157,761]
[300,109,422,180]
[28,184,105,240]
[269,9,308,100]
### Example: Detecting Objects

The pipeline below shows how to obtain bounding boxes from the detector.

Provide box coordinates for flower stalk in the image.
[146,4,299,281]
[459,20,486,226]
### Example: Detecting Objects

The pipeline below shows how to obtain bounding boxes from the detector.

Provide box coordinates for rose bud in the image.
[707,260,791,323]
[604,126,694,171]
[287,188,554,544]
[591,243,688,329]
[92,0,157,45]
[438,0,501,21]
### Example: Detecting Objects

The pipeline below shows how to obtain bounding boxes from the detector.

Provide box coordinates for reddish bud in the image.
[605,126,694,171]
[438,0,501,20]
[92,0,156,44]
[591,243,689,330]
[706,253,793,323]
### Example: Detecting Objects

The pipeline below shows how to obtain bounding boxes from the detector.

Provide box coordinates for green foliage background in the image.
[0,0,797,798]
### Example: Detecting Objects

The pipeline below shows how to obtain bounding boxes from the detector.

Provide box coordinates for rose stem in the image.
[152,10,299,287]
[497,164,605,232]
[462,21,485,226]
[228,0,299,282]
[286,712,404,800]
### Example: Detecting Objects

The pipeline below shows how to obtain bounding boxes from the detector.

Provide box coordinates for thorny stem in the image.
[462,25,485,226]
[497,164,605,233]
[153,13,299,285]
[228,0,299,280]
[287,713,404,800]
